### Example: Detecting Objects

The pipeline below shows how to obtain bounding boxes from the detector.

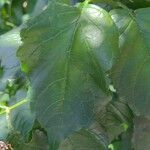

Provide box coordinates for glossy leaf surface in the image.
[110,8,150,118]
[18,2,119,147]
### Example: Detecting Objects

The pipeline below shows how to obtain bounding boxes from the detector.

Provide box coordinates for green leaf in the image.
[133,116,150,150]
[95,100,133,142]
[17,2,119,148]
[92,0,150,9]
[59,129,107,150]
[110,127,133,150]
[120,0,150,9]
[110,8,150,118]
[7,130,49,150]
[26,130,49,150]
[31,0,49,17]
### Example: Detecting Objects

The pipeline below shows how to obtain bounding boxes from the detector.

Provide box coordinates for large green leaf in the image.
[59,129,107,150]
[110,8,150,118]
[17,2,119,148]
[133,117,150,150]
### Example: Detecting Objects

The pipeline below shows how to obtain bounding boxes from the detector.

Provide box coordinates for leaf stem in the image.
[10,99,29,110]
[0,98,29,115]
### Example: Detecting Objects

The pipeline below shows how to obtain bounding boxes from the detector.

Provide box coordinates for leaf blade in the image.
[18,2,119,147]
[110,8,150,118]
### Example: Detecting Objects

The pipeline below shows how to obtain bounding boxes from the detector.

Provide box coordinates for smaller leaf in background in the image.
[13,0,49,23]
[120,0,150,9]
[109,127,133,150]
[7,131,25,150]
[26,130,49,150]
[0,0,16,35]
[0,0,50,35]
[7,130,49,150]
[0,27,21,84]
[0,26,23,109]
[90,122,109,148]
[9,89,35,141]
[95,100,133,142]
[110,7,150,119]
[0,11,35,147]
[0,115,10,140]
[59,129,107,150]
[133,116,150,150]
